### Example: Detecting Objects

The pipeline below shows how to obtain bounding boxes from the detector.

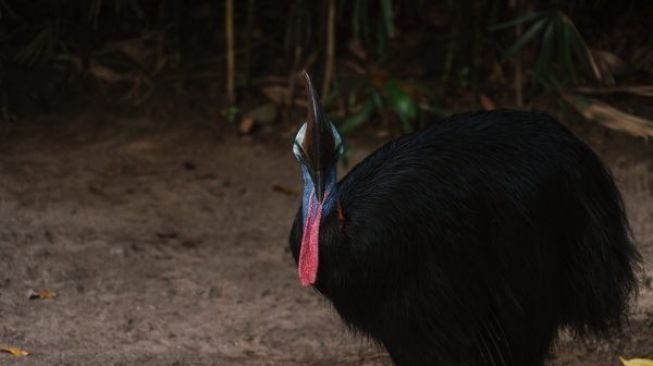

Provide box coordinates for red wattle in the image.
[298,192,327,286]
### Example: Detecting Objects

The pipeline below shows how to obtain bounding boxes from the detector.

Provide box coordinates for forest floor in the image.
[0,109,652,366]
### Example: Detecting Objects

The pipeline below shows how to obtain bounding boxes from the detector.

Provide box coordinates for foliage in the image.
[338,72,448,134]
[337,0,398,57]
[220,106,239,124]
[14,23,61,65]
[491,10,604,88]
[0,0,650,137]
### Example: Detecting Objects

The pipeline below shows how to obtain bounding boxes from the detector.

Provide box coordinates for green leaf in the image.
[352,0,362,40]
[220,106,239,123]
[385,79,417,132]
[380,0,395,38]
[376,17,387,56]
[371,89,383,110]
[348,88,358,110]
[564,15,600,81]
[531,70,559,92]
[340,99,374,133]
[501,17,548,61]
[14,25,57,65]
[489,11,547,31]
[560,18,577,83]
[535,21,555,76]
[400,117,414,133]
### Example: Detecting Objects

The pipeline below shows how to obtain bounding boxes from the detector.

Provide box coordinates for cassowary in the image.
[289,72,639,366]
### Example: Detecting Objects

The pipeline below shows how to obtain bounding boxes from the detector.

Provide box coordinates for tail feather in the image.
[561,152,640,335]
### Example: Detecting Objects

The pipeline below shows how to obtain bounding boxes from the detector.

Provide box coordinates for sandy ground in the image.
[0,114,651,365]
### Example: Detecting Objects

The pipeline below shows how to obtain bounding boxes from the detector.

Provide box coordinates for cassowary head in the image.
[292,71,344,286]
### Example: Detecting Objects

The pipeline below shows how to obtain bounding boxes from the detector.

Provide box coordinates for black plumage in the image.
[289,73,639,366]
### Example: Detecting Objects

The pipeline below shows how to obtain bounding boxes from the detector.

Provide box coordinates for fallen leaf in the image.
[239,115,256,134]
[342,59,366,75]
[247,103,278,124]
[375,129,390,138]
[27,289,56,300]
[592,49,630,76]
[562,93,653,138]
[87,62,126,84]
[1,346,29,357]
[574,85,653,97]
[260,85,289,104]
[621,357,653,366]
[272,184,299,196]
[479,93,496,111]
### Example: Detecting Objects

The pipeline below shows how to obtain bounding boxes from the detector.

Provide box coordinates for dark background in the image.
[0,1,651,365]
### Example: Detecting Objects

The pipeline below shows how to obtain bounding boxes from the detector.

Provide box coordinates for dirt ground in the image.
[0,112,651,366]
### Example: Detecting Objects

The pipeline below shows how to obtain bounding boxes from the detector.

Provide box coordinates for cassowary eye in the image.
[293,143,309,164]
[293,121,343,163]
[293,123,308,162]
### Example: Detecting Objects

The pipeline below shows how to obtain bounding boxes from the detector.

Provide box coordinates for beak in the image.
[301,71,333,203]
[308,169,325,202]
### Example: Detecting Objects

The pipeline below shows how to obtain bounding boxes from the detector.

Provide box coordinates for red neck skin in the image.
[298,190,331,287]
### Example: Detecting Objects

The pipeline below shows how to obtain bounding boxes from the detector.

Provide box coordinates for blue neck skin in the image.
[301,164,338,224]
